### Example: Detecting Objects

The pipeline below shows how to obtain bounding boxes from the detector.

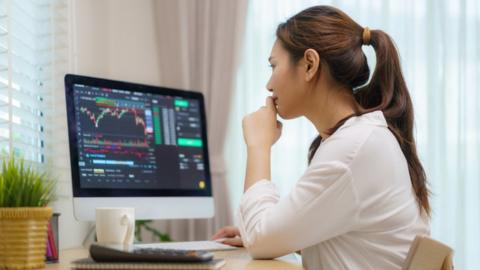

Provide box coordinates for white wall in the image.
[73,0,161,84]
[55,0,162,249]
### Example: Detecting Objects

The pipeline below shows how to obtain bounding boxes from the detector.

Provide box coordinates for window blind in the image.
[0,0,67,163]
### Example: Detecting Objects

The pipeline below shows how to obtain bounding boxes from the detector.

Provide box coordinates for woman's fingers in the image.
[212,226,243,247]
[265,96,275,109]
[221,237,244,247]
[211,230,224,240]
[211,226,240,240]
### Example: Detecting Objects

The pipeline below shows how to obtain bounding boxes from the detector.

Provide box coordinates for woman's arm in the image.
[244,146,271,191]
[238,161,359,259]
[237,97,360,259]
[242,96,281,191]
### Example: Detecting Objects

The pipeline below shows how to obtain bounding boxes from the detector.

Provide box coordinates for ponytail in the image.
[355,30,430,216]
[279,6,430,216]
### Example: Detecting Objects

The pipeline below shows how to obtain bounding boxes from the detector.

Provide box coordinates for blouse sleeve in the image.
[236,160,360,259]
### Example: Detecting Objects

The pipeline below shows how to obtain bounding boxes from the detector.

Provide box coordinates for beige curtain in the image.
[151,0,248,241]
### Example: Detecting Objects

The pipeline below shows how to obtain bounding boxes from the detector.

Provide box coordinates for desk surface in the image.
[44,248,304,270]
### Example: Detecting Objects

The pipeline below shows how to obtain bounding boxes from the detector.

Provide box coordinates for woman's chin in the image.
[277,105,304,119]
[277,109,296,120]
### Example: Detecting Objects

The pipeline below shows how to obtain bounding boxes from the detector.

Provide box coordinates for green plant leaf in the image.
[135,220,171,243]
[0,154,56,207]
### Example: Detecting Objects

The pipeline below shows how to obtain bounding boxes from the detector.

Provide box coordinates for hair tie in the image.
[362,27,371,45]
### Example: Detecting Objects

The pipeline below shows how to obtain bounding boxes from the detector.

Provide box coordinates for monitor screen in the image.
[65,74,212,198]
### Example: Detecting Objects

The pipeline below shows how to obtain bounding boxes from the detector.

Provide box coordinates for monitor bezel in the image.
[65,74,213,197]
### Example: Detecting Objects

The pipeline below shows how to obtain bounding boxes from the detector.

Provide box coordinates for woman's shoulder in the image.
[312,111,391,166]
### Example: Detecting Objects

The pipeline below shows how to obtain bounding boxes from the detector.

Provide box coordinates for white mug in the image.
[95,207,135,245]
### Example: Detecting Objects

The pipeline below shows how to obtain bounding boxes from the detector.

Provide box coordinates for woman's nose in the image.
[266,82,273,92]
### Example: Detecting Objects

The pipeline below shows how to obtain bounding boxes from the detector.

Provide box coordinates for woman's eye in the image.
[269,64,275,69]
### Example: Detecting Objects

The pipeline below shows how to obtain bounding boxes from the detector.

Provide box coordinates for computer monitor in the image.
[64,74,214,221]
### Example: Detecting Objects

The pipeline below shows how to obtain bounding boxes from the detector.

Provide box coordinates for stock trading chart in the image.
[73,84,207,191]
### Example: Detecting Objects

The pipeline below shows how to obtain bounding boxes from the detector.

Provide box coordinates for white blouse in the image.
[237,110,430,270]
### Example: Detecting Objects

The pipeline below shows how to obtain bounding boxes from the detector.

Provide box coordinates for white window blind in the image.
[0,0,67,163]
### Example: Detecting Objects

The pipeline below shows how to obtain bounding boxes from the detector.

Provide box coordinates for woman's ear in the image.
[303,48,320,82]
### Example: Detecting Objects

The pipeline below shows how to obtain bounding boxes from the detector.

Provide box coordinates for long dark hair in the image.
[276,6,430,216]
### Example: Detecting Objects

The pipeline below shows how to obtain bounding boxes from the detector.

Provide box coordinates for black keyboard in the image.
[90,243,214,263]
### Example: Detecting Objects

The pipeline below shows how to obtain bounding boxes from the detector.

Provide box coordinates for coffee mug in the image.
[95,207,135,245]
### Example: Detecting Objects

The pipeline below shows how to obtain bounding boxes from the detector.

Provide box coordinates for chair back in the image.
[402,235,454,270]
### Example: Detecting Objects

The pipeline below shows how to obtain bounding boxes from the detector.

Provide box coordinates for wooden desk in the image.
[45,248,304,270]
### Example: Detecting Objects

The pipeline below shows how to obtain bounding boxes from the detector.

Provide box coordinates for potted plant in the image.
[0,155,55,269]
[135,220,171,242]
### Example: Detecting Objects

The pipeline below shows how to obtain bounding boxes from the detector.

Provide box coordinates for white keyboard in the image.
[135,240,238,251]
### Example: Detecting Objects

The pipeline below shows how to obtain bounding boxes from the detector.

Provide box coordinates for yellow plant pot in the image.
[0,207,53,270]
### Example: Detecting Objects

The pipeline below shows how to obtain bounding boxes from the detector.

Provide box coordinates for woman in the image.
[212,5,430,270]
